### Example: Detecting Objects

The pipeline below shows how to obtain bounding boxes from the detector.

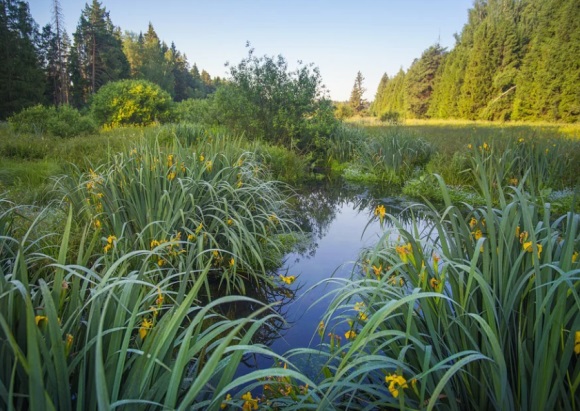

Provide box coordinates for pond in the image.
[239,179,423,377]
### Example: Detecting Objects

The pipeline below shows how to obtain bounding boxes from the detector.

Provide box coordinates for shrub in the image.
[172,97,215,124]
[8,105,97,137]
[212,46,338,154]
[90,79,173,128]
[379,110,401,125]
[47,104,97,137]
[334,102,355,120]
[8,105,51,135]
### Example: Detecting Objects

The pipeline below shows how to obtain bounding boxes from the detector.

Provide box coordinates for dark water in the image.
[239,180,417,375]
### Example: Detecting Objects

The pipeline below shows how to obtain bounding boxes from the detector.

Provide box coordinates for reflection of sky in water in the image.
[239,182,429,374]
[272,200,384,354]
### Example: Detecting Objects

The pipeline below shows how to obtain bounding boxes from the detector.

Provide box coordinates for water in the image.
[240,180,416,374]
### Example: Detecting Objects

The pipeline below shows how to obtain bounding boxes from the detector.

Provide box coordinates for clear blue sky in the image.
[29,0,473,101]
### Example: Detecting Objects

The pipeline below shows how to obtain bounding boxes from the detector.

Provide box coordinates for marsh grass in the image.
[301,159,580,410]
[57,132,298,296]
[0,203,314,410]
[329,124,433,185]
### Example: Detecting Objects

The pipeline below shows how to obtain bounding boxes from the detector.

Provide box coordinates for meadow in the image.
[1,120,579,410]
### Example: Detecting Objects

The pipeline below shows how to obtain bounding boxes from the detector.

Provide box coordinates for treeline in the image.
[371,0,579,123]
[0,0,220,119]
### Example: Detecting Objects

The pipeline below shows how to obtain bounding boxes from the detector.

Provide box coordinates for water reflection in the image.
[290,178,415,261]
[236,179,427,374]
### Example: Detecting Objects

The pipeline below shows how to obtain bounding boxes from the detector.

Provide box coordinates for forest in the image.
[370,0,579,122]
[0,0,219,119]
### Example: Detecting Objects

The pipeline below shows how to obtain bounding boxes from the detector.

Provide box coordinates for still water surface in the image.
[241,180,417,374]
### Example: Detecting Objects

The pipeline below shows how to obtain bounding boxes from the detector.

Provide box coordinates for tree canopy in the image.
[372,0,579,122]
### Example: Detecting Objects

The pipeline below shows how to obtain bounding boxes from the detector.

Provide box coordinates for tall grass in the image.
[56,133,297,295]
[328,124,432,184]
[0,203,313,410]
[300,158,580,409]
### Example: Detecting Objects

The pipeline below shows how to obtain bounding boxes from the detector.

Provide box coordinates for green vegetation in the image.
[0,201,308,410]
[310,165,580,410]
[212,46,338,155]
[8,104,97,137]
[371,0,579,123]
[90,79,174,127]
[3,138,578,408]
[1,0,579,408]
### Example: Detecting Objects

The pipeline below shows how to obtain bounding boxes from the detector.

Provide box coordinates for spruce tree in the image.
[349,71,366,113]
[0,0,45,118]
[405,44,446,118]
[69,0,129,107]
[370,73,389,116]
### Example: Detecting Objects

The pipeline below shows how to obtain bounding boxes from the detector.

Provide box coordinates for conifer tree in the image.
[0,0,45,118]
[405,44,446,118]
[370,73,388,116]
[50,0,69,105]
[140,22,174,95]
[69,0,129,107]
[349,71,366,113]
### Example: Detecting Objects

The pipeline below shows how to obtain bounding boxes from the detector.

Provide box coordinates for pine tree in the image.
[405,44,446,118]
[0,0,45,118]
[349,71,366,113]
[370,73,388,116]
[167,42,197,101]
[69,0,129,107]
[50,0,69,105]
[139,22,174,95]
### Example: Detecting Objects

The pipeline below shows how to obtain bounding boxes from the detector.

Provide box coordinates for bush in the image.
[48,105,97,137]
[213,46,338,154]
[379,110,401,125]
[334,102,355,120]
[90,79,173,128]
[172,97,215,124]
[8,105,97,137]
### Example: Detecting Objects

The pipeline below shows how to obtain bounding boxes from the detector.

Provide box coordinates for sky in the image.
[28,0,474,102]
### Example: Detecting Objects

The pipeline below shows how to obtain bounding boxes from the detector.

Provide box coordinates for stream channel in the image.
[237,178,424,379]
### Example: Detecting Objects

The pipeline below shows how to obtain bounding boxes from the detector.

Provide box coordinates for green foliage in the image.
[173,97,215,124]
[334,102,355,120]
[251,142,310,183]
[327,123,367,163]
[57,132,297,293]
[312,169,579,409]
[405,44,446,119]
[90,79,173,127]
[8,105,97,137]
[213,47,338,154]
[379,111,401,125]
[0,203,310,410]
[357,128,432,184]
[328,124,432,185]
[375,0,580,123]
[0,0,46,119]
[349,71,366,113]
[370,69,406,120]
[68,0,130,107]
